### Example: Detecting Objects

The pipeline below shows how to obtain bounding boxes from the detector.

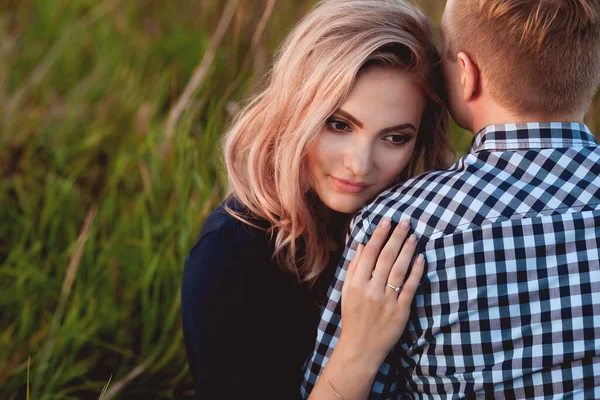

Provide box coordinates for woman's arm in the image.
[181,227,258,397]
[182,226,308,398]
[182,215,420,398]
[308,218,424,399]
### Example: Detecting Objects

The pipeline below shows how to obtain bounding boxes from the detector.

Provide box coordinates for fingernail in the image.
[400,220,410,230]
[409,234,417,244]
[416,254,425,265]
[380,218,391,228]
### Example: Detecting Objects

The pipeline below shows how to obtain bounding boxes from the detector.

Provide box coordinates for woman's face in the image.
[308,65,426,214]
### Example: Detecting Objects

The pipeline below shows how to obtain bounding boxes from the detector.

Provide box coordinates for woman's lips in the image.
[330,176,371,193]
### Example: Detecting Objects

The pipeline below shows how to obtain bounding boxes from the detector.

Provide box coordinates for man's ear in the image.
[457,52,480,103]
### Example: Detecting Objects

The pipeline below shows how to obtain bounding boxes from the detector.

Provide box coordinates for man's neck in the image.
[470,103,585,134]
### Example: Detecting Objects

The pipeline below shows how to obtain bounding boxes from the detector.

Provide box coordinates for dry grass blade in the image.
[251,0,276,50]
[31,207,98,397]
[62,207,99,295]
[164,0,239,141]
[214,0,276,119]
[98,374,112,399]
[249,0,276,77]
[0,29,19,124]
[100,359,152,400]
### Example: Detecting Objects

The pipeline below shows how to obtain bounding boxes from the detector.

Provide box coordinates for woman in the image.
[181,0,452,398]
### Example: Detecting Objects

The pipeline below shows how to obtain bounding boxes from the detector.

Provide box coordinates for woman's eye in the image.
[383,134,408,145]
[326,119,351,132]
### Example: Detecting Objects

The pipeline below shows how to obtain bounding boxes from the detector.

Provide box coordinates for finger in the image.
[345,243,364,284]
[354,218,393,283]
[397,254,425,307]
[386,233,419,295]
[371,220,411,288]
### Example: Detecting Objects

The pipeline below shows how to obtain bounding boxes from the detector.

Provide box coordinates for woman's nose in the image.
[343,139,373,177]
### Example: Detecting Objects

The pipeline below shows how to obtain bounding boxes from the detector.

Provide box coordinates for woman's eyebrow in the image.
[380,123,417,134]
[336,109,417,134]
[335,109,363,128]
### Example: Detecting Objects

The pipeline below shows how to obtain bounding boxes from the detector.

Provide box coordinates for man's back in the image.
[302,122,600,398]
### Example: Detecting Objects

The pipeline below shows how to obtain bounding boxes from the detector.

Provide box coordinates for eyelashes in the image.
[325,117,411,146]
[326,118,352,132]
[382,135,409,145]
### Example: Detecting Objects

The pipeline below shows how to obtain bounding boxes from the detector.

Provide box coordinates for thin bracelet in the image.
[321,368,346,400]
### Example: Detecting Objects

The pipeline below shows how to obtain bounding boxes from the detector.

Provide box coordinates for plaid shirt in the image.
[302,122,600,399]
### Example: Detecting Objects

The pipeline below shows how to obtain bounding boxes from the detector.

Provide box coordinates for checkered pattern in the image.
[301,122,600,399]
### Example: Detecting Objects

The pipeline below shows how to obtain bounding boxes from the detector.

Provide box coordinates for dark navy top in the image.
[181,196,339,399]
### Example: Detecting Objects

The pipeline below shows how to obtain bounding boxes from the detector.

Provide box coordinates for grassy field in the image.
[1,0,598,398]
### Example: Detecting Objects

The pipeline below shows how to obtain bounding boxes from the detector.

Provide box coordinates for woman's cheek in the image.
[379,148,410,178]
[319,132,342,153]
[321,132,352,162]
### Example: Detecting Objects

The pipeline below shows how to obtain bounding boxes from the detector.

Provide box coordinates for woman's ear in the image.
[456,52,480,103]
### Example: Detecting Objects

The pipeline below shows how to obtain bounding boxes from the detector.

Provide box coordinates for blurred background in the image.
[1,0,598,398]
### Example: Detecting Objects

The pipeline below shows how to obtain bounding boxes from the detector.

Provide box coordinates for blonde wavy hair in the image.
[223,0,452,283]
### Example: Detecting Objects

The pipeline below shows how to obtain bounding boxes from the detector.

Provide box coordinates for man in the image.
[302,0,600,398]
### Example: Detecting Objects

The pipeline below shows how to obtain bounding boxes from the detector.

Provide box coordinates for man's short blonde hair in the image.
[445,0,600,116]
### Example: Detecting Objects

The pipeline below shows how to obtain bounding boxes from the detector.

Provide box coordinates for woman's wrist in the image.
[332,336,385,377]
[312,340,382,400]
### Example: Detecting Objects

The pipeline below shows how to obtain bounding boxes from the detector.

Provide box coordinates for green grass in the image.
[0,0,598,398]
[0,0,311,397]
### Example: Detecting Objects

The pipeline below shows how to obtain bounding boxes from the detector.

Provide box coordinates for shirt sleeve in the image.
[181,226,305,399]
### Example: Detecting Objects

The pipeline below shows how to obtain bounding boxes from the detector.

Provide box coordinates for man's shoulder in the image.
[364,163,468,213]
[352,162,473,237]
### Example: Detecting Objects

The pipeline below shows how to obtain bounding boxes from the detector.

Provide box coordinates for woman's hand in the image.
[338,217,424,369]
[308,217,424,400]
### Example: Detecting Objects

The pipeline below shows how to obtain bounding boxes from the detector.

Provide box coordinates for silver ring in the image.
[386,282,402,293]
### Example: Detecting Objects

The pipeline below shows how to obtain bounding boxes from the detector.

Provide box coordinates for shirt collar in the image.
[470,122,597,153]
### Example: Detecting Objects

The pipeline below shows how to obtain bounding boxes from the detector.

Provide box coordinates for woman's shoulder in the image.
[182,196,275,295]
[186,196,273,274]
